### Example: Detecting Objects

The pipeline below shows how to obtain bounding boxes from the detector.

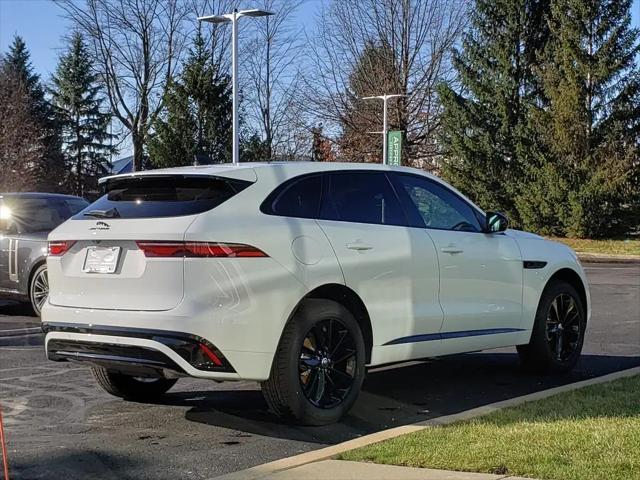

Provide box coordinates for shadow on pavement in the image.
[156,352,640,445]
[8,449,146,480]
[0,300,37,318]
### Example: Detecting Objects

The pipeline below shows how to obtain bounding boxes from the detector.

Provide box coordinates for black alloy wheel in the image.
[261,298,366,425]
[546,293,582,362]
[517,280,586,373]
[298,318,357,409]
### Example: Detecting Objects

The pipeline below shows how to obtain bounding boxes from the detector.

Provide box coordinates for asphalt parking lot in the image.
[1,263,638,480]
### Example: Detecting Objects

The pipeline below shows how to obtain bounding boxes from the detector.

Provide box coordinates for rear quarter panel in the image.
[182,167,345,359]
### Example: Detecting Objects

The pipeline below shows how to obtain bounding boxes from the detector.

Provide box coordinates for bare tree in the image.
[56,0,189,171]
[242,0,306,160]
[188,0,238,81]
[0,68,42,191]
[304,0,467,168]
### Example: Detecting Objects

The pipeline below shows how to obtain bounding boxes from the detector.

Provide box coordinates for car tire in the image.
[261,299,366,426]
[29,263,48,317]
[517,280,586,373]
[91,366,178,401]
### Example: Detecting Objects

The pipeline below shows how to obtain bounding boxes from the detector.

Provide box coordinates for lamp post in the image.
[198,9,273,166]
[362,94,406,165]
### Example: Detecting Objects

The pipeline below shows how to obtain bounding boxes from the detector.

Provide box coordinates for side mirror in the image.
[485,211,509,233]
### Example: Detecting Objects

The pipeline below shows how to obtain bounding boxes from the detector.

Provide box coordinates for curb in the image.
[578,253,640,264]
[210,366,640,480]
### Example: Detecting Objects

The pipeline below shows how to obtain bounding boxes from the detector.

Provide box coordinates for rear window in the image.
[3,196,89,234]
[73,175,252,219]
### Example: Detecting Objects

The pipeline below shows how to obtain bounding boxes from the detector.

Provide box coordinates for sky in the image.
[5,0,634,79]
[0,0,323,78]
[0,0,638,158]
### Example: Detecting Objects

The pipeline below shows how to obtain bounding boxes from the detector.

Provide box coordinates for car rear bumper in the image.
[43,322,241,378]
[42,319,275,381]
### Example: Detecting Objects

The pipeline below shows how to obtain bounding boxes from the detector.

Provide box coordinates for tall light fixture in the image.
[362,94,406,165]
[198,9,273,166]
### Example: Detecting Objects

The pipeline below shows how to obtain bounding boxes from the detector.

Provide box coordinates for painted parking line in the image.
[0,347,42,351]
[0,327,42,335]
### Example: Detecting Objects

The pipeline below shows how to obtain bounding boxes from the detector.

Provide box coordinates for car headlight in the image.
[0,205,11,220]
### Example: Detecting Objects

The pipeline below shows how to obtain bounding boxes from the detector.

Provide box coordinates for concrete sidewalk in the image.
[249,460,530,480]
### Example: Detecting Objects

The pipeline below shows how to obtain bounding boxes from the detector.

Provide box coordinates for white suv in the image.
[43,162,589,425]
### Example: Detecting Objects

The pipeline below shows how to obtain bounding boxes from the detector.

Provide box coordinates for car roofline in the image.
[97,161,483,215]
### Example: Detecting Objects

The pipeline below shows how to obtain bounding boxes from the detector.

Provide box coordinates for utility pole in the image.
[198,9,273,166]
[362,94,405,165]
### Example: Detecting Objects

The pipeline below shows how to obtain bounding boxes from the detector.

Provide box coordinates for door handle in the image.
[347,242,374,251]
[440,246,463,254]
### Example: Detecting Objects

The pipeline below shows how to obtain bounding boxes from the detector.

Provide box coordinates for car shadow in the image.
[0,300,37,318]
[156,352,640,445]
[9,448,148,480]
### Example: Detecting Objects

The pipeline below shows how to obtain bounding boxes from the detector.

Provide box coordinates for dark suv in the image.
[0,193,88,315]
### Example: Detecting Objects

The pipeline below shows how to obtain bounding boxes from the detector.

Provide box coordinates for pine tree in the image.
[0,66,44,191]
[2,36,64,190]
[149,31,231,168]
[240,133,270,162]
[51,32,115,196]
[438,0,549,224]
[530,0,640,237]
[339,42,402,163]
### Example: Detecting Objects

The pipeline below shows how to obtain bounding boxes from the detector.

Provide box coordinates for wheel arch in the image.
[546,267,588,317]
[289,283,374,364]
[27,258,47,296]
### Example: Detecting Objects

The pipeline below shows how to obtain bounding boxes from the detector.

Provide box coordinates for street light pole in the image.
[362,94,405,165]
[231,10,239,166]
[199,9,273,166]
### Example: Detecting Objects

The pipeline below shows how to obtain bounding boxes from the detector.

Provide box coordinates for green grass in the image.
[339,375,640,480]
[549,237,640,256]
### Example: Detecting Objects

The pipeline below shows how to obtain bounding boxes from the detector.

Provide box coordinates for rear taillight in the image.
[135,241,268,258]
[48,241,76,256]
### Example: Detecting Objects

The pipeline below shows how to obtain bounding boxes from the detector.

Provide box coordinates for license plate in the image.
[83,246,121,274]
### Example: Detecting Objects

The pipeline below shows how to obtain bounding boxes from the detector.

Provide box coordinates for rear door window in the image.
[319,171,406,226]
[73,175,252,219]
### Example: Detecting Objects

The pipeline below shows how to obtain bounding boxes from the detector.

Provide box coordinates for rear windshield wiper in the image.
[83,208,120,218]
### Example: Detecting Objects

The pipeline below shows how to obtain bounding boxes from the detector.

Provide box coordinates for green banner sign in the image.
[387,130,402,166]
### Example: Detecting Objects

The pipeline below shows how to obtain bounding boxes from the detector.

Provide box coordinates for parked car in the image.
[0,193,89,316]
[42,163,589,425]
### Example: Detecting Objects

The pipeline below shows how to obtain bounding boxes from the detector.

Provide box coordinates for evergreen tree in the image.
[526,0,640,237]
[149,31,231,168]
[240,132,270,162]
[0,65,44,191]
[339,42,402,163]
[2,36,64,190]
[51,32,115,196]
[438,0,549,224]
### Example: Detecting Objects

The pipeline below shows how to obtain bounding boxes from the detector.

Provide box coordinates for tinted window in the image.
[262,174,322,218]
[391,173,482,232]
[4,197,89,234]
[73,175,251,220]
[319,172,405,226]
